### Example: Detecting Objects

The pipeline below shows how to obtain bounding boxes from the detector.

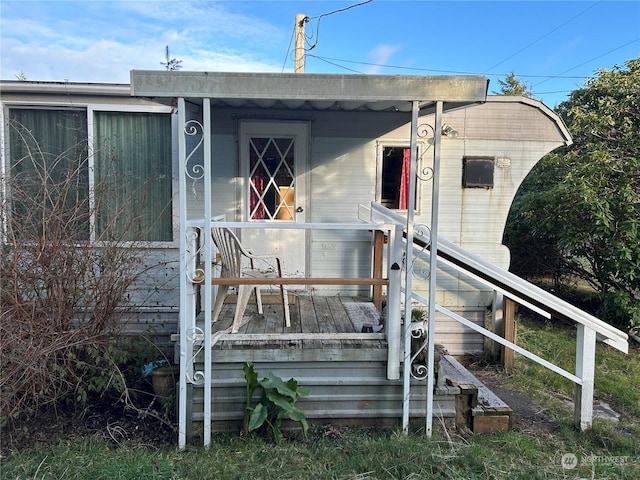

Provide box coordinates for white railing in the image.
[360,202,628,432]
[179,217,401,449]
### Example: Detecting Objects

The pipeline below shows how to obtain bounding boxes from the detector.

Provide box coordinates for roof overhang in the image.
[0,80,131,97]
[130,70,488,113]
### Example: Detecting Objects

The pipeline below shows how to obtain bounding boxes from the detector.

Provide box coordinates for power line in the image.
[281,23,296,72]
[304,0,374,52]
[533,37,640,87]
[310,55,365,74]
[308,0,374,21]
[306,54,593,79]
[484,1,602,73]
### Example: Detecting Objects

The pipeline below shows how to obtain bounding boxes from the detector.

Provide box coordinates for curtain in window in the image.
[250,163,265,220]
[94,112,172,241]
[8,108,89,239]
[399,148,411,210]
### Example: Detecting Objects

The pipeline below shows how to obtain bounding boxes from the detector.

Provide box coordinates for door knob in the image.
[296,207,304,213]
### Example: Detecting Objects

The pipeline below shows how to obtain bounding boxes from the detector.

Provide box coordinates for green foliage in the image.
[494,71,535,98]
[505,57,640,333]
[243,362,310,444]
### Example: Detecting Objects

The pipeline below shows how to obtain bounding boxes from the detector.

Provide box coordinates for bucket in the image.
[151,365,179,398]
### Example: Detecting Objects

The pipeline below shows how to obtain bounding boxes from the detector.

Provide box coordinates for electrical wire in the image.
[305,0,374,52]
[281,23,296,72]
[310,55,365,74]
[484,1,602,73]
[306,54,592,79]
[308,0,374,21]
[533,37,640,87]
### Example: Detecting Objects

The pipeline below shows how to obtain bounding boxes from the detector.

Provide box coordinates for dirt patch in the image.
[1,393,177,457]
[463,361,560,434]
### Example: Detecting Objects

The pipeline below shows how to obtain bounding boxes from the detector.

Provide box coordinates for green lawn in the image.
[2,317,639,480]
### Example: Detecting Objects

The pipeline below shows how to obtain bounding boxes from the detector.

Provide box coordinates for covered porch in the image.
[129,70,627,449]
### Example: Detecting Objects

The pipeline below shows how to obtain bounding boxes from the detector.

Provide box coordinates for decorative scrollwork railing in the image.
[184,120,204,198]
[184,326,205,385]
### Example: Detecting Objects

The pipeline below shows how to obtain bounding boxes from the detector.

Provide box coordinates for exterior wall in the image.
[382,98,570,311]
[2,84,569,356]
[0,88,182,352]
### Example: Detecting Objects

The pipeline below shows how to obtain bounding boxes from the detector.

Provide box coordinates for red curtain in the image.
[250,164,265,219]
[399,148,411,210]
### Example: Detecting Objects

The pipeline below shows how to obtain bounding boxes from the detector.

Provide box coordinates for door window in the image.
[248,136,295,220]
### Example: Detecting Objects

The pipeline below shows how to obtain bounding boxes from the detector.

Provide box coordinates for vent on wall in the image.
[462,156,495,188]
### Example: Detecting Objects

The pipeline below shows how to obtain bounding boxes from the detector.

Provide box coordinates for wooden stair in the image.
[440,354,514,433]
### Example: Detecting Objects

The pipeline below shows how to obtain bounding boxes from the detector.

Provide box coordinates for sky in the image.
[1,0,638,108]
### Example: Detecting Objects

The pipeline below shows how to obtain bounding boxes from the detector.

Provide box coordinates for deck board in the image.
[298,295,323,349]
[203,294,383,350]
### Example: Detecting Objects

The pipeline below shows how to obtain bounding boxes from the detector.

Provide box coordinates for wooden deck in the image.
[183,293,512,437]
[206,294,386,350]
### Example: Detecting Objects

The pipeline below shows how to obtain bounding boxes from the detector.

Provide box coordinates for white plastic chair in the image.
[210,227,290,333]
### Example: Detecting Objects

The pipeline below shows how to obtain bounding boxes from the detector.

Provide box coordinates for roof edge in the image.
[0,80,131,96]
[130,70,488,104]
[486,95,572,146]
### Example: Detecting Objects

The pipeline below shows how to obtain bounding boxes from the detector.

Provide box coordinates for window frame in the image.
[375,140,424,212]
[2,101,178,247]
[462,156,495,189]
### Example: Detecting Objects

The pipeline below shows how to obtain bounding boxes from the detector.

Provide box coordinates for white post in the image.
[202,99,213,447]
[386,224,403,380]
[402,101,420,433]
[425,101,443,436]
[177,97,188,450]
[492,292,504,361]
[574,324,596,430]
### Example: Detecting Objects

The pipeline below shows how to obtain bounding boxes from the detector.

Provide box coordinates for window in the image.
[8,108,90,239]
[462,156,494,188]
[94,111,173,241]
[248,136,295,220]
[6,108,173,242]
[380,146,417,210]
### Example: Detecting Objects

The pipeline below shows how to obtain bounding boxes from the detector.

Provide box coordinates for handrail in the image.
[363,202,629,354]
[360,201,629,430]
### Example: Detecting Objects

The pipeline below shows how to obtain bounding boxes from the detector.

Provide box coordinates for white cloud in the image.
[365,44,402,74]
[0,0,286,82]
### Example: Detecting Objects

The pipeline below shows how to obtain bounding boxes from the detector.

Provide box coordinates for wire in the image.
[306,54,593,79]
[308,0,374,21]
[483,1,602,73]
[281,23,296,72]
[533,37,640,87]
[309,55,365,74]
[305,0,374,52]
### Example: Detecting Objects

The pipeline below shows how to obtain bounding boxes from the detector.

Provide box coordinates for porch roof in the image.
[130,70,488,113]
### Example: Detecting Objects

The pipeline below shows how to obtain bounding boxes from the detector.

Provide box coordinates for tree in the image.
[505,58,640,333]
[160,45,182,71]
[494,71,535,98]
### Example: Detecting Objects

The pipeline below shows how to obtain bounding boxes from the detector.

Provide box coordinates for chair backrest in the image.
[211,227,243,278]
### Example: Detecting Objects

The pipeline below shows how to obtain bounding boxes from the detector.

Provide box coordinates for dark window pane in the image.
[462,156,494,188]
[94,111,173,241]
[8,108,89,240]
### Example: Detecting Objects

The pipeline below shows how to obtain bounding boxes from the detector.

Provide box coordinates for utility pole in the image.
[294,14,309,73]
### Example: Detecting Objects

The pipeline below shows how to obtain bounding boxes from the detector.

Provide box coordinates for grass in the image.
[2,317,639,480]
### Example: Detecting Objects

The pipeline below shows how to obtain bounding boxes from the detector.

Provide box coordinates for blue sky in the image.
[1,0,638,107]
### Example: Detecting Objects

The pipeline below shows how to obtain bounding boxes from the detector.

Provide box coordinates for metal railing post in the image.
[386,224,403,380]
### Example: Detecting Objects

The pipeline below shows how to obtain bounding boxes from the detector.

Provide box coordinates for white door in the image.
[239,121,307,279]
